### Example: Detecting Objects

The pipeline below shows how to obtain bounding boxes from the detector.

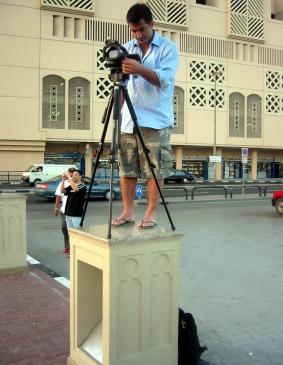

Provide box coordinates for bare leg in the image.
[139,178,164,227]
[112,176,137,225]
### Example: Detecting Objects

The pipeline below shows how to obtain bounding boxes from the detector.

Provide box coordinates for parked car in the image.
[165,169,196,184]
[34,176,120,201]
[271,190,283,214]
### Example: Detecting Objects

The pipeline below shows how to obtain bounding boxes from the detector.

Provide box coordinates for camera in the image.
[102,39,140,81]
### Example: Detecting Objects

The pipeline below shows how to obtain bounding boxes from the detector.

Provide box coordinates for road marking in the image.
[26,255,40,265]
[55,277,70,289]
[26,254,70,289]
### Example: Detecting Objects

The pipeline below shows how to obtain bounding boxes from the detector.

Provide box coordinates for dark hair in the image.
[126,3,153,24]
[75,169,82,176]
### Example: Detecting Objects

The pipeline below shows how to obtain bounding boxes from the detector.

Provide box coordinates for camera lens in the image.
[109,49,119,59]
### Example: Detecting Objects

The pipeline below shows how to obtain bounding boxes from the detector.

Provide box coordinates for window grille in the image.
[173,95,178,128]
[265,70,282,91]
[189,59,226,84]
[42,75,65,129]
[190,61,206,81]
[265,94,281,114]
[96,77,111,99]
[41,0,94,14]
[234,100,240,131]
[258,47,283,68]
[173,86,184,134]
[208,63,225,83]
[146,0,187,28]
[247,94,261,138]
[189,86,206,108]
[251,101,257,131]
[85,19,132,44]
[189,85,225,110]
[76,87,83,123]
[264,69,283,115]
[50,85,58,122]
[69,77,90,130]
[180,33,234,59]
[208,88,225,109]
[96,48,107,71]
[228,0,264,42]
[229,92,244,137]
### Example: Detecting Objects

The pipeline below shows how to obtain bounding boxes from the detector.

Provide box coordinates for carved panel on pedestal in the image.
[117,257,142,358]
[149,253,173,349]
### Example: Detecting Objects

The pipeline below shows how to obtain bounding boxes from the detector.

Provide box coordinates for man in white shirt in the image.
[54,167,76,254]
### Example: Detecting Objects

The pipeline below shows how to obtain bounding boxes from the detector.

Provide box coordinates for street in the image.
[26,195,283,365]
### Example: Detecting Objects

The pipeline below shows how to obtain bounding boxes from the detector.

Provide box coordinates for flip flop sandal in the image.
[138,220,157,229]
[112,218,135,227]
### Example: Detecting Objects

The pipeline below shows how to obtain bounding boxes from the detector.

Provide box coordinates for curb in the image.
[0,189,34,194]
[27,255,70,289]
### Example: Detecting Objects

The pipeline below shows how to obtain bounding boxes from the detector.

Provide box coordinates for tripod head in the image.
[102,39,141,82]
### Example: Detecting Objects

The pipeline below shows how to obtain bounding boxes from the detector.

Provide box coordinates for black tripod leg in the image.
[122,87,176,231]
[107,85,121,238]
[80,89,114,227]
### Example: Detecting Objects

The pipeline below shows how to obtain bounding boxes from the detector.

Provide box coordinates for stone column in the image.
[0,194,27,275]
[175,147,183,170]
[67,225,182,365]
[251,149,258,180]
[84,143,93,177]
[215,148,222,181]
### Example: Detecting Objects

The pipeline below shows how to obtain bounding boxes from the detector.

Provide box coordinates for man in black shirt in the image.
[61,170,86,229]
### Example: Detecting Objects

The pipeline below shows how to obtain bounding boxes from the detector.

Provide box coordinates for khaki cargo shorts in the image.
[119,127,172,179]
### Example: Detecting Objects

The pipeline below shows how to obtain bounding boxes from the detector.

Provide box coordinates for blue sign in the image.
[242,148,248,157]
[136,184,143,199]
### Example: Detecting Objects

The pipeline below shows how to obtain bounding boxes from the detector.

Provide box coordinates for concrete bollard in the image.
[0,194,27,275]
[67,224,182,365]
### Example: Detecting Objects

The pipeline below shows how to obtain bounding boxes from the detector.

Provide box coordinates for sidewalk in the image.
[0,265,69,365]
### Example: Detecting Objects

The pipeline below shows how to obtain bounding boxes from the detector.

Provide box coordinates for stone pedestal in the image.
[0,194,27,275]
[67,224,182,365]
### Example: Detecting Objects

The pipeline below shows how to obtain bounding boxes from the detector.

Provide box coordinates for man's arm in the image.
[122,58,160,87]
[54,195,61,216]
[54,182,62,216]
[61,175,67,193]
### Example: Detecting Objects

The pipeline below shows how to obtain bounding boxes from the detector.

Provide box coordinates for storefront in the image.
[44,152,85,174]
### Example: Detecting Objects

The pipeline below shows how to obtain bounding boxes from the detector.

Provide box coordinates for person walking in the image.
[112,2,179,229]
[54,167,76,254]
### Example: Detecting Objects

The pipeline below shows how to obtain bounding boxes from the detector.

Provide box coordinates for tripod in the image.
[80,77,176,238]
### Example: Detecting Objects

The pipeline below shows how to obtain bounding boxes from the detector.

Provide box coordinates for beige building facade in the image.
[1,0,283,179]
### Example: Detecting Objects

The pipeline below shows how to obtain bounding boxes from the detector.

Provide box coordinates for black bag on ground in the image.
[178,308,207,365]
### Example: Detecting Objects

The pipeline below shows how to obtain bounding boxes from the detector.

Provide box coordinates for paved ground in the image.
[1,193,283,364]
[0,265,69,365]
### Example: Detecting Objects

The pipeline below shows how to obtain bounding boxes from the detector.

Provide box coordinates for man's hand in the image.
[62,171,68,181]
[122,58,160,87]
[122,58,142,75]
[54,207,60,216]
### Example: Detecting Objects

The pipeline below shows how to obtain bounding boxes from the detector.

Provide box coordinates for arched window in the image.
[173,86,184,134]
[68,77,90,130]
[229,92,244,137]
[247,94,262,138]
[42,75,65,129]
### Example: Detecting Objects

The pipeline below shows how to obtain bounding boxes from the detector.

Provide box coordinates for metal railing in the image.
[0,171,24,184]
[191,185,228,200]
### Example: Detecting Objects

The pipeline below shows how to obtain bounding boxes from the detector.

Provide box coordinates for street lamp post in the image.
[210,70,222,179]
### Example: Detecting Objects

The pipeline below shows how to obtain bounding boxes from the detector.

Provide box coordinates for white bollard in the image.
[0,194,27,275]
[67,224,182,365]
